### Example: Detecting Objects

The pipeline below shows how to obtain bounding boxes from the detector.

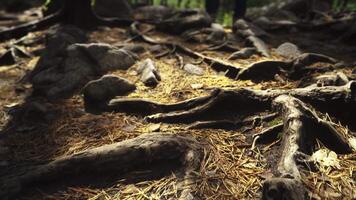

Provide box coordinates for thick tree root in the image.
[92,82,356,130]
[262,95,352,200]
[131,22,339,82]
[103,86,354,199]
[187,112,278,130]
[0,133,203,199]
[106,89,220,115]
[145,82,355,125]
[236,53,338,82]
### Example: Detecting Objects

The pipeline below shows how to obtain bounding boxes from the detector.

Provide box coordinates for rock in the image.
[208,23,226,43]
[73,43,138,72]
[183,64,204,76]
[30,25,88,78]
[247,36,270,57]
[158,9,212,34]
[133,5,174,23]
[211,23,224,31]
[228,47,256,60]
[137,59,161,87]
[94,0,132,19]
[31,35,138,100]
[276,42,302,59]
[83,75,136,113]
[233,19,268,38]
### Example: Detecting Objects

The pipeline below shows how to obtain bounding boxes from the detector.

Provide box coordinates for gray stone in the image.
[158,9,212,34]
[233,19,268,38]
[137,59,161,87]
[83,75,136,103]
[31,40,138,100]
[276,42,302,59]
[94,0,132,19]
[133,5,174,22]
[30,25,88,77]
[183,64,204,76]
[75,43,138,71]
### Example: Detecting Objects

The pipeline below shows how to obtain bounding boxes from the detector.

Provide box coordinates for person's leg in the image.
[205,0,220,19]
[233,0,247,20]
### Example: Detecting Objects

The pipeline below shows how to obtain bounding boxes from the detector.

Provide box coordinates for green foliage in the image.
[332,0,356,11]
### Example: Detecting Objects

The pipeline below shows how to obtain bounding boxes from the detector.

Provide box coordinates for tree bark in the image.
[0,133,203,199]
[262,95,351,200]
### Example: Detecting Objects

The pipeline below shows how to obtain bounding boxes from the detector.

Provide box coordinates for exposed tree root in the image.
[94,82,355,130]
[131,22,340,82]
[187,112,278,130]
[0,133,203,199]
[262,95,352,200]
[105,89,221,115]
[98,84,354,199]
[130,23,242,78]
[236,53,338,82]
[145,82,355,125]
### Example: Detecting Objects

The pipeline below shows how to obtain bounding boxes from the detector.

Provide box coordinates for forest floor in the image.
[0,6,356,200]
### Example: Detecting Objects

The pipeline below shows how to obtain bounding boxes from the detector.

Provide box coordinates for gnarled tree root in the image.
[130,22,242,78]
[187,112,278,130]
[98,82,355,130]
[261,95,352,200]
[146,82,355,125]
[0,133,204,199]
[130,23,339,82]
[103,89,221,115]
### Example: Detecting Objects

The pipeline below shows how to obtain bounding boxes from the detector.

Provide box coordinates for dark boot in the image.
[205,0,220,20]
[233,0,247,21]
